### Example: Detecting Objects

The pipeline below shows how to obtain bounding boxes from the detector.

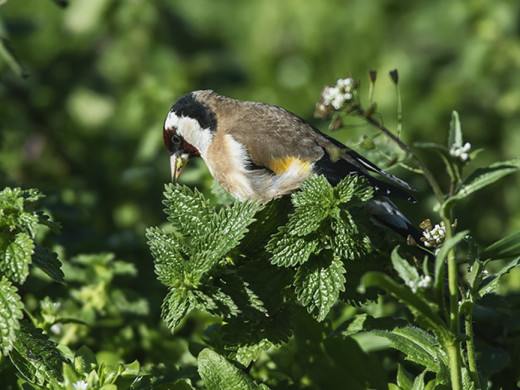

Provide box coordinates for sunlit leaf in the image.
[198,349,259,390]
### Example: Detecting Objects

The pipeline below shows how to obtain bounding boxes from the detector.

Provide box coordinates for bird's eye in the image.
[171,134,182,145]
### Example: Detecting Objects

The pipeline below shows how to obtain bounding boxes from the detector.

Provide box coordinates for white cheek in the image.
[166,112,213,159]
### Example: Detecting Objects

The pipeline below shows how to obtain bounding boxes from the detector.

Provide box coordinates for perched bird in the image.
[163,90,422,242]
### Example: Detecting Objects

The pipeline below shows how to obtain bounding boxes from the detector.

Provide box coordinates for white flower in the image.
[73,380,88,390]
[320,78,355,110]
[417,275,432,289]
[407,280,418,293]
[450,142,471,162]
[422,222,446,247]
[50,324,62,335]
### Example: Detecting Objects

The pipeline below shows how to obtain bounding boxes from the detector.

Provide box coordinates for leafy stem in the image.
[355,107,445,204]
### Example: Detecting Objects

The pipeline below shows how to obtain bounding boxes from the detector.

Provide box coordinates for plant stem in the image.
[358,106,464,387]
[356,107,445,204]
[446,225,460,334]
[447,339,463,390]
[465,310,482,389]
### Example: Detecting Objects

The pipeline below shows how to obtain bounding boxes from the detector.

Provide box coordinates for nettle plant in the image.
[148,72,520,390]
[0,189,148,389]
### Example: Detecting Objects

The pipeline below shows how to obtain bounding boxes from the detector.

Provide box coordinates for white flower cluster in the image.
[321,78,355,110]
[407,275,432,293]
[73,380,88,390]
[450,142,471,162]
[422,222,446,247]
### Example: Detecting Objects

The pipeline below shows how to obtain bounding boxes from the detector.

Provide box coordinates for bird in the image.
[163,90,423,243]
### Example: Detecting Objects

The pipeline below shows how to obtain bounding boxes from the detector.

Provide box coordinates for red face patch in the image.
[163,128,175,151]
[163,127,200,157]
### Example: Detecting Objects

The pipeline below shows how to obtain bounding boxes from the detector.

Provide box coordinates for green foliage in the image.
[148,175,376,335]
[198,349,261,390]
[3,2,520,385]
[9,321,67,386]
[0,276,23,355]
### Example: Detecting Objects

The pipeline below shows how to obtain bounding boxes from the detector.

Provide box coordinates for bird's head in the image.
[163,91,218,182]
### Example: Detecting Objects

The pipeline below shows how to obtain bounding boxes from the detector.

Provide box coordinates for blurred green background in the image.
[1,0,520,358]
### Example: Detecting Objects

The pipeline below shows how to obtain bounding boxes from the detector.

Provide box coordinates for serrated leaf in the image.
[477,257,520,299]
[267,229,319,267]
[335,175,373,203]
[292,175,335,208]
[190,287,240,318]
[0,188,44,237]
[222,308,292,366]
[480,230,520,260]
[198,349,259,390]
[163,184,215,237]
[161,288,192,332]
[443,159,520,213]
[372,326,448,376]
[10,321,68,386]
[0,276,24,355]
[287,206,329,236]
[331,215,371,260]
[196,200,260,273]
[146,227,189,287]
[391,246,420,285]
[1,232,34,284]
[32,245,64,283]
[238,260,293,313]
[295,255,346,321]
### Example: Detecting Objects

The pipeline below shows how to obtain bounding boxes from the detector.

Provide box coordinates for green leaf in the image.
[412,370,427,390]
[443,159,520,213]
[372,326,448,376]
[448,111,463,147]
[0,276,24,355]
[292,175,335,209]
[9,321,68,386]
[222,312,292,367]
[362,272,447,336]
[433,231,469,293]
[162,184,215,237]
[477,257,520,299]
[146,227,190,287]
[0,232,34,284]
[74,345,98,373]
[198,349,260,390]
[331,214,372,260]
[267,228,319,267]
[32,245,64,283]
[295,255,346,321]
[480,230,520,260]
[391,246,420,285]
[396,363,414,390]
[161,288,192,332]
[195,200,261,273]
[287,205,329,236]
[334,174,373,203]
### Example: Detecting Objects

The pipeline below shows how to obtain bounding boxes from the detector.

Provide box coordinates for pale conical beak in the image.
[170,152,190,183]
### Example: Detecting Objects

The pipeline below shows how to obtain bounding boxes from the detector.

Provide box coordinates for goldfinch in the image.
[163,90,421,241]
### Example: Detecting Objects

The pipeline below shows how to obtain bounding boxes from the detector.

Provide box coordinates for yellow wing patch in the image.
[268,157,311,175]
